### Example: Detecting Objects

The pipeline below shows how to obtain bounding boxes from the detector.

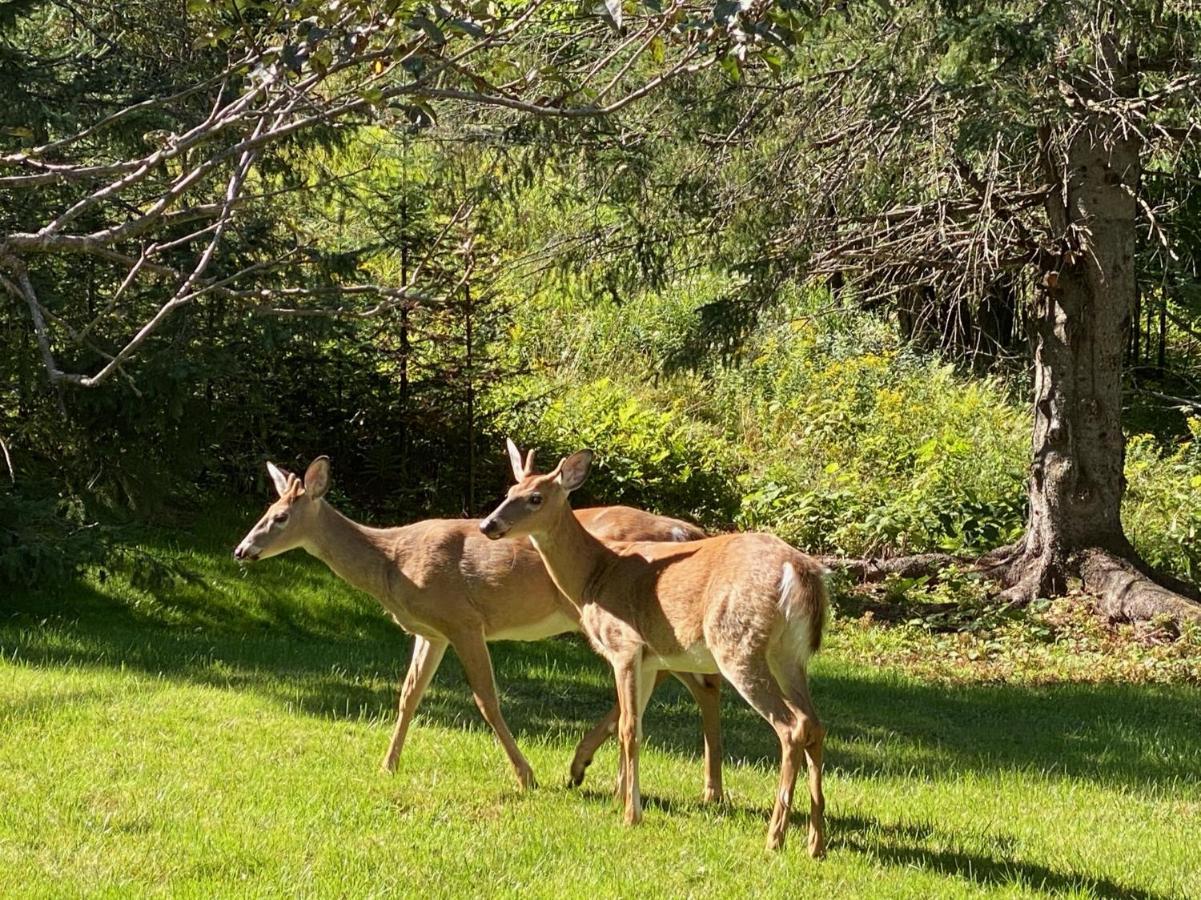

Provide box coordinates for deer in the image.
[232,452,723,799]
[480,444,829,856]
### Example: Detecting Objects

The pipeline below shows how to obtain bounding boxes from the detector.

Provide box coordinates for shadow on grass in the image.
[4,509,1200,801]
[6,574,1199,791]
[567,789,1164,900]
[834,817,1167,900]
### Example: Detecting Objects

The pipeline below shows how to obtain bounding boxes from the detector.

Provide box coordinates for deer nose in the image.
[479,517,506,539]
[234,543,257,561]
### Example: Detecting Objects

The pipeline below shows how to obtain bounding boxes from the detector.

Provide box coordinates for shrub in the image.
[490,281,1201,582]
[490,376,739,524]
[1124,419,1201,582]
[717,316,1029,556]
[0,484,107,588]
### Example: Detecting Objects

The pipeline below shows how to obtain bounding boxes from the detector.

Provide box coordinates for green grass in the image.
[2,505,1199,898]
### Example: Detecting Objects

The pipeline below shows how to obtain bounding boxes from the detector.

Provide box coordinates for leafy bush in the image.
[1124,419,1201,581]
[490,284,1030,555]
[716,314,1029,556]
[491,376,739,523]
[0,484,107,588]
[493,280,1201,588]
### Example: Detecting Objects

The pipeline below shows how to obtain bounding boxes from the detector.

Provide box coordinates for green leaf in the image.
[718,54,742,82]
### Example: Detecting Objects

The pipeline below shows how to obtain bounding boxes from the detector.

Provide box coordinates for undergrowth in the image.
[490,279,1201,589]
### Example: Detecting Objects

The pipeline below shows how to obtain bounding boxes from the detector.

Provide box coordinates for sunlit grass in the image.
[1,506,1198,898]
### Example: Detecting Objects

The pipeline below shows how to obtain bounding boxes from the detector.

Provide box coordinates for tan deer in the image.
[480,445,829,855]
[232,453,722,798]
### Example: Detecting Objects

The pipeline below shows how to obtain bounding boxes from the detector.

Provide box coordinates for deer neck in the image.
[303,501,393,600]
[529,504,612,609]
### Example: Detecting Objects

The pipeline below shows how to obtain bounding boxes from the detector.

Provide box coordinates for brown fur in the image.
[481,448,828,856]
[233,457,722,797]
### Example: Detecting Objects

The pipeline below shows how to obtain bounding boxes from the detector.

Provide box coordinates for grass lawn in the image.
[2,504,1199,898]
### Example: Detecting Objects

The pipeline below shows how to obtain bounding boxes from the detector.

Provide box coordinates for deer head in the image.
[480,439,593,540]
[233,456,331,562]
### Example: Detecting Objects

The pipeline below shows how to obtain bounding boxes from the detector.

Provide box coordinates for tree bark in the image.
[1080,550,1201,627]
[998,114,1139,600]
[992,38,1201,624]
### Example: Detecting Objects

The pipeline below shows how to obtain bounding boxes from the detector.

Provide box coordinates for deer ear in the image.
[557,450,594,493]
[524,449,536,475]
[303,456,331,499]
[506,438,525,482]
[266,461,292,497]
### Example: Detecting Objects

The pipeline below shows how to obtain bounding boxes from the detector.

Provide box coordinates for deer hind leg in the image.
[675,672,723,803]
[569,704,617,789]
[572,670,671,790]
[780,665,826,859]
[381,635,448,773]
[452,628,537,791]
[712,648,807,853]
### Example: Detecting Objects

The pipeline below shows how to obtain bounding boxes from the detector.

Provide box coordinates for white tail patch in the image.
[670,526,689,542]
[777,562,814,666]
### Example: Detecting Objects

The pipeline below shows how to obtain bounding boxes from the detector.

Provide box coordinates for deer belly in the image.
[651,642,717,674]
[488,609,579,642]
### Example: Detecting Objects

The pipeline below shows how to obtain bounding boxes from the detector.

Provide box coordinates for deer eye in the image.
[273,512,290,525]
[528,493,543,507]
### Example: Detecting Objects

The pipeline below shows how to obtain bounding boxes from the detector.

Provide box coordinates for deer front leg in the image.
[568,703,617,788]
[570,670,671,792]
[381,635,448,774]
[614,656,656,825]
[452,628,537,791]
[677,672,723,803]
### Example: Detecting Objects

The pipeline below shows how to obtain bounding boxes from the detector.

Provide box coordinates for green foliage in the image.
[495,278,1201,588]
[498,281,1031,556]
[0,483,105,587]
[492,375,739,523]
[4,0,1201,606]
[1124,418,1201,581]
[721,309,1030,556]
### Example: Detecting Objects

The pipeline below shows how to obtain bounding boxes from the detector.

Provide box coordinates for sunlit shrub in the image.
[491,376,739,523]
[1124,419,1201,581]
[718,315,1029,556]
[490,282,1201,583]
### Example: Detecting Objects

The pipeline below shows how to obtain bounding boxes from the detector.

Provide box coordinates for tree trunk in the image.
[993,39,1201,623]
[997,115,1140,600]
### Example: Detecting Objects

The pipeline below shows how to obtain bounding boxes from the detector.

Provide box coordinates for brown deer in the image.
[233,453,722,798]
[480,445,828,855]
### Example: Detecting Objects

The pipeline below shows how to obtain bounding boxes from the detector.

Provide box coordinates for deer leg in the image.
[572,669,672,790]
[381,635,448,774]
[675,672,723,803]
[613,655,648,825]
[713,650,806,853]
[767,719,806,854]
[452,629,537,791]
[782,667,826,859]
[569,704,618,789]
[607,669,671,797]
